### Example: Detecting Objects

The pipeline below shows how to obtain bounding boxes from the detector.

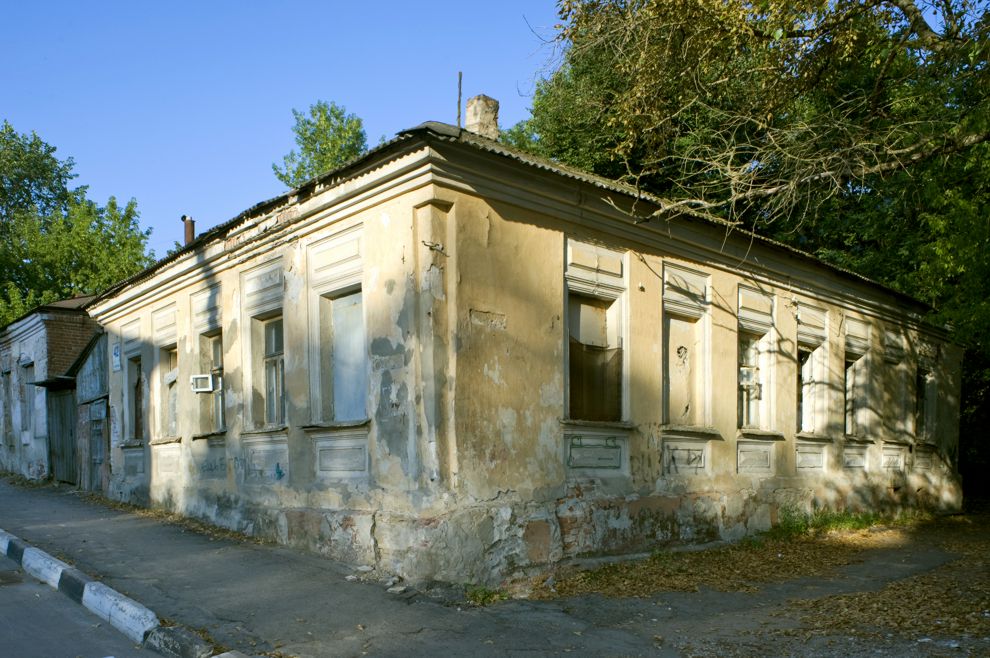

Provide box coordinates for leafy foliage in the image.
[526,1,988,227]
[0,121,152,326]
[1,120,75,227]
[272,100,368,187]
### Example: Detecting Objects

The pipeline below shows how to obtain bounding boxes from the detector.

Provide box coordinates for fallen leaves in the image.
[794,513,990,638]
[530,514,982,609]
[532,531,890,599]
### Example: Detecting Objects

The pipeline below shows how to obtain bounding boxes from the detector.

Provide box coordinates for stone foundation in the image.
[114,465,963,587]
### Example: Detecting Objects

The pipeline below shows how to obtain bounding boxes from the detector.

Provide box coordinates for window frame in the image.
[1,369,11,445]
[566,291,624,422]
[737,331,764,429]
[915,366,934,443]
[844,319,872,439]
[160,346,179,438]
[209,333,225,433]
[736,286,775,432]
[19,362,34,435]
[563,240,628,424]
[262,317,286,427]
[317,288,369,423]
[195,331,226,434]
[795,303,828,436]
[127,355,144,442]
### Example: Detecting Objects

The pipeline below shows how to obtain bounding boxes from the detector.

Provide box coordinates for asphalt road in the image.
[0,554,149,658]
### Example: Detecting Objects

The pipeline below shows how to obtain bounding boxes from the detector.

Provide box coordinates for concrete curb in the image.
[0,526,213,657]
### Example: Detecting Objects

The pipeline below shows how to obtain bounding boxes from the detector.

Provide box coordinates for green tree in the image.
[526,1,988,228]
[1,120,75,227]
[0,121,153,326]
[272,100,368,187]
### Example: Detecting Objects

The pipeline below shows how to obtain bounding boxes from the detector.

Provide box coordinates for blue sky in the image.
[3,1,562,257]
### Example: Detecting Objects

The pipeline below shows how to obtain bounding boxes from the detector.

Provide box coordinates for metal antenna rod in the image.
[457,71,463,128]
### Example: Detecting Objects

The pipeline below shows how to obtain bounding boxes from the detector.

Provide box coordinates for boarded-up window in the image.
[568,294,621,421]
[320,291,367,422]
[662,264,709,427]
[663,314,703,426]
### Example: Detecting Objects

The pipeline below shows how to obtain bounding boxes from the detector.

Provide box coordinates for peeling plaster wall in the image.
[83,141,963,587]
[406,185,963,584]
[451,195,566,502]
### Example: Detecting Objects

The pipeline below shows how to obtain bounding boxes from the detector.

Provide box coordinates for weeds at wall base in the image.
[465,585,508,606]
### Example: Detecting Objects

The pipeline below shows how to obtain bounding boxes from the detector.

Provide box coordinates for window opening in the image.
[568,294,622,422]
[738,333,762,428]
[264,318,285,426]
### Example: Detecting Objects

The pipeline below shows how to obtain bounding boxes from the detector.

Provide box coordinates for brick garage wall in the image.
[44,312,99,377]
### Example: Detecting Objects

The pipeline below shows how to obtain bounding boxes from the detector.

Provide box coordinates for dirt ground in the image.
[520,506,990,656]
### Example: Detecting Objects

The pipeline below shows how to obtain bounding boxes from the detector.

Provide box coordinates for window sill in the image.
[660,425,723,441]
[736,429,785,441]
[192,430,227,444]
[119,440,144,449]
[301,419,371,431]
[844,435,874,445]
[242,425,288,436]
[796,432,833,443]
[559,418,634,430]
[150,436,182,446]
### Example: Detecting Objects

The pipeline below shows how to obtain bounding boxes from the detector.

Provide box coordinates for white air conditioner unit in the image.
[738,366,759,386]
[190,374,214,393]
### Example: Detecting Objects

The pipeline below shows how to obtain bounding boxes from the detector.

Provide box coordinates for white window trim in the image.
[307,226,365,425]
[796,303,829,437]
[240,259,285,429]
[844,318,872,438]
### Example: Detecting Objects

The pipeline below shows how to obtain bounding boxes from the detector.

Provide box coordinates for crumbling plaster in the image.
[81,137,963,586]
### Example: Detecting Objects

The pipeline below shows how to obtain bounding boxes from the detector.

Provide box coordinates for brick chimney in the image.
[181,215,195,245]
[464,95,499,140]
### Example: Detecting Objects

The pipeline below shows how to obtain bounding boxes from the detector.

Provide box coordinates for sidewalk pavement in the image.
[0,480,664,658]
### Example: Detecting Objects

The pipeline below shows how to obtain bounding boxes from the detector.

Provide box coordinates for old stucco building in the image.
[76,100,962,584]
[0,297,99,482]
